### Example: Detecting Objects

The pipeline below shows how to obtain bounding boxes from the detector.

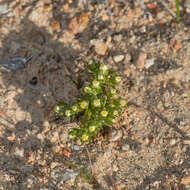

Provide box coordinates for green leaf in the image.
[69,128,80,139]
[84,109,92,120]
[101,95,107,107]
[103,118,113,126]
[80,168,95,183]
[176,0,180,23]
[108,69,116,75]
[87,61,100,73]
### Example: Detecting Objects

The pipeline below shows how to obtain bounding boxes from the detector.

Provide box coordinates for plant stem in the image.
[176,0,180,22]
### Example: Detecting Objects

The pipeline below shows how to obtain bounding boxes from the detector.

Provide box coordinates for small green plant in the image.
[54,61,126,143]
[176,0,180,23]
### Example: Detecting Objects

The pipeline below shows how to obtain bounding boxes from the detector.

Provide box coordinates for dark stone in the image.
[29,76,38,86]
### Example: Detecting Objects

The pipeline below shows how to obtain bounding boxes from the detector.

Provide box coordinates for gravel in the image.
[0,0,190,189]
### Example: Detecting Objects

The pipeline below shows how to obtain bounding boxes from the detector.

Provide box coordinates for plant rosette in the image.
[54,60,127,143]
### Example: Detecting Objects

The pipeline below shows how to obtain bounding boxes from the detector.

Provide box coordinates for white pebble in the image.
[170,139,176,146]
[145,58,155,69]
[37,134,43,140]
[14,147,24,157]
[113,55,125,63]
[110,130,122,142]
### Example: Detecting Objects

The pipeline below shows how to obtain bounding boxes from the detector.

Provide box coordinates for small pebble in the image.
[62,169,80,181]
[51,131,59,143]
[43,3,53,11]
[157,11,165,20]
[29,76,38,86]
[137,52,147,70]
[144,137,150,145]
[113,34,122,41]
[125,53,132,62]
[73,145,81,151]
[185,185,190,190]
[69,17,79,34]
[36,99,45,108]
[181,175,190,185]
[14,147,24,157]
[0,4,9,15]
[185,0,190,13]
[37,133,43,140]
[112,164,119,172]
[110,130,122,142]
[43,120,50,128]
[113,55,125,63]
[21,165,34,172]
[50,20,61,31]
[80,13,89,26]
[51,162,60,169]
[7,133,15,141]
[27,152,36,163]
[53,145,62,153]
[145,58,155,69]
[15,109,26,121]
[94,40,108,55]
[170,138,176,146]
[182,145,188,152]
[0,55,32,71]
[122,144,130,151]
[183,140,190,145]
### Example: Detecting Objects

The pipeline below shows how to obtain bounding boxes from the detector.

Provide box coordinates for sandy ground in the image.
[0,0,190,189]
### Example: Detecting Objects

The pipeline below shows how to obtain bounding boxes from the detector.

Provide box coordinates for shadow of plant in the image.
[0,1,91,189]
